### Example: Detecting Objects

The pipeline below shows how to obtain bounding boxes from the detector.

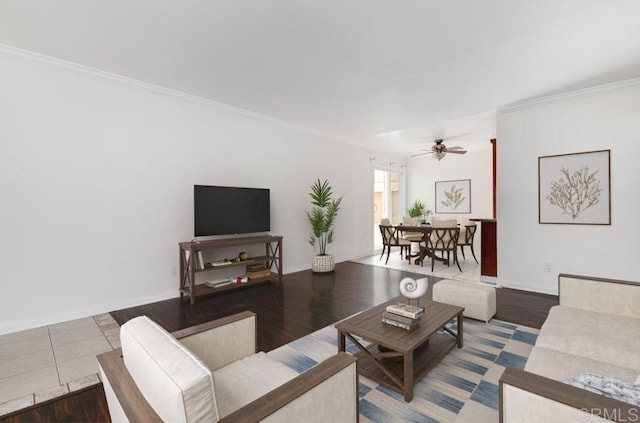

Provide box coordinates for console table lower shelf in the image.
[178,273,277,298]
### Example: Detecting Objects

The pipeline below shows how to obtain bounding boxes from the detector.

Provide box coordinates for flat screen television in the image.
[194,185,270,237]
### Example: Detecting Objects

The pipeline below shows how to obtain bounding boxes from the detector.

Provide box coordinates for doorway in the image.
[373,169,404,250]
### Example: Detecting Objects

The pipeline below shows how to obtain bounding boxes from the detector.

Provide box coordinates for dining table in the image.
[397,224,449,266]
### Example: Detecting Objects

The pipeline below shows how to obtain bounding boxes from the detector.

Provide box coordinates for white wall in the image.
[407,148,494,219]
[0,48,404,334]
[406,147,494,254]
[497,81,640,294]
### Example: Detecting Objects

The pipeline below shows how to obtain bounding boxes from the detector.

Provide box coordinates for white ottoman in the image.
[432,279,496,322]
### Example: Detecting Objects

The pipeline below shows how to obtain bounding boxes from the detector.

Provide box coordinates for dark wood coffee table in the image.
[336,298,464,402]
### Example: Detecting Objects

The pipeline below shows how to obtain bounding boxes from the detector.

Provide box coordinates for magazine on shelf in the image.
[205,275,248,288]
[205,279,234,288]
[386,303,425,319]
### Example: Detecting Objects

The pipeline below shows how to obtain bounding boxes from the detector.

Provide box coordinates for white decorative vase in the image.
[312,254,335,273]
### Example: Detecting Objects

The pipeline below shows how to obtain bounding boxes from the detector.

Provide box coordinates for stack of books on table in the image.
[246,263,271,280]
[382,303,425,330]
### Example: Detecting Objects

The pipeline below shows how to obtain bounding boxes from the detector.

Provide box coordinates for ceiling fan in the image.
[411,139,467,160]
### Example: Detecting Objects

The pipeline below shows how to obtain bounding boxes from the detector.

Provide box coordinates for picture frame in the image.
[435,179,471,214]
[538,149,611,225]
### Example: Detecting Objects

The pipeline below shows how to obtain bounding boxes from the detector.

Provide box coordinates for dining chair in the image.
[431,218,457,228]
[424,226,461,271]
[400,216,426,259]
[379,223,411,264]
[458,221,478,263]
[400,216,423,240]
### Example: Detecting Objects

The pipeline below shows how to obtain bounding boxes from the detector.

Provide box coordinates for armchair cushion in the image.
[120,316,218,423]
[212,351,299,418]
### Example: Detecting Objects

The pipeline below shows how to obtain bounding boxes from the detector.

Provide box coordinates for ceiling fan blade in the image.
[410,151,434,157]
[446,150,467,154]
[446,146,464,150]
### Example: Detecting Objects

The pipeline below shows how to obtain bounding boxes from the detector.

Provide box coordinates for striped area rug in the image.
[267,317,539,423]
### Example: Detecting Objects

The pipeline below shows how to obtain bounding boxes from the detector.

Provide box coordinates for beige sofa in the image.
[97,311,358,422]
[500,273,640,422]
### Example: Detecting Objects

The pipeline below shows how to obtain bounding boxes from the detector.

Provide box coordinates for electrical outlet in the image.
[170,266,177,277]
[543,263,552,273]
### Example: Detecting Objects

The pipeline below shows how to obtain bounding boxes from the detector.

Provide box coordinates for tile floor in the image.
[353,249,485,283]
[0,313,120,416]
[0,251,483,417]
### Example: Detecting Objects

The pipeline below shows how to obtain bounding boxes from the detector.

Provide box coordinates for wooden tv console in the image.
[179,235,282,304]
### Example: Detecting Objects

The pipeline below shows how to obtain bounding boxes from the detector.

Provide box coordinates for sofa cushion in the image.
[525,346,639,383]
[212,351,299,418]
[120,316,218,423]
[535,306,640,372]
[559,275,640,319]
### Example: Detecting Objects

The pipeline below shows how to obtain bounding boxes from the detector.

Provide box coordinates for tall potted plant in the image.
[306,179,343,273]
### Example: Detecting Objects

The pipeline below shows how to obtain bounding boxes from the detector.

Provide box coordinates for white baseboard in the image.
[480,275,498,285]
[498,278,558,296]
[1,256,374,336]
[0,290,178,336]
[282,253,370,275]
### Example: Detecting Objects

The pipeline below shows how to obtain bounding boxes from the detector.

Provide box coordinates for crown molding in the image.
[498,77,640,113]
[0,43,355,145]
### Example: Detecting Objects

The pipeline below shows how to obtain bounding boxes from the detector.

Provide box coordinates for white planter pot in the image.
[312,254,335,273]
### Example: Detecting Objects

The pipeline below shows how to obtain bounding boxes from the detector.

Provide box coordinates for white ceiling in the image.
[2,1,640,157]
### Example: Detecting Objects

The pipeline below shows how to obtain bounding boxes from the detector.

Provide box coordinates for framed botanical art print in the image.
[435,179,471,214]
[538,149,611,225]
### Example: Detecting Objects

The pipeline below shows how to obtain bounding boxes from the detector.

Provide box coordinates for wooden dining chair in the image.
[400,216,423,241]
[379,224,412,264]
[424,226,462,271]
[458,223,478,263]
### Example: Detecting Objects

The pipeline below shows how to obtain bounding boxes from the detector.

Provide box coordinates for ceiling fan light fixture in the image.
[432,151,445,161]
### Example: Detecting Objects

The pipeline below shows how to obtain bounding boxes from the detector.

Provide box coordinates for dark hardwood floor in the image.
[495,286,559,328]
[2,261,557,422]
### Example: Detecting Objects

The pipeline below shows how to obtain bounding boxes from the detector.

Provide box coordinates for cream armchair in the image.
[97,311,358,422]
